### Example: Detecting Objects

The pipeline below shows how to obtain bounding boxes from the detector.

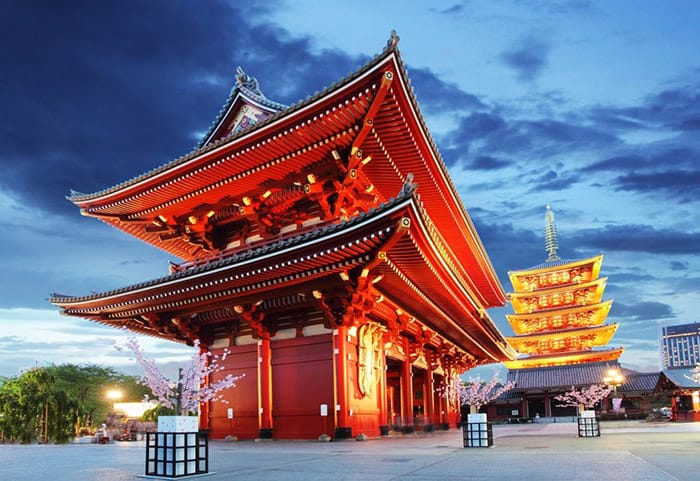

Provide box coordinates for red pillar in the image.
[199,342,210,430]
[258,336,273,438]
[425,364,435,427]
[544,391,551,417]
[333,325,352,438]
[378,348,388,433]
[400,337,414,428]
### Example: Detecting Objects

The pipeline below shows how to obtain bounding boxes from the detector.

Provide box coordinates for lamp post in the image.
[603,368,625,413]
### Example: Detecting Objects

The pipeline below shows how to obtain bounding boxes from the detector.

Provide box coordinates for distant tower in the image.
[661,322,700,369]
[503,205,623,369]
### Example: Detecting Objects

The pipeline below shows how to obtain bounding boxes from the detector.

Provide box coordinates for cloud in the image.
[670,261,688,271]
[572,224,700,255]
[612,301,674,322]
[430,3,466,15]
[0,308,192,377]
[408,68,486,114]
[614,170,700,203]
[499,34,551,82]
[0,0,362,219]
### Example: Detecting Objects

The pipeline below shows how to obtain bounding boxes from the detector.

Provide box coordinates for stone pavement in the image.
[1,421,699,481]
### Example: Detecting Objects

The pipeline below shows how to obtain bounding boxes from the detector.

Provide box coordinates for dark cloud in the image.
[429,3,466,15]
[589,80,700,134]
[441,109,618,170]
[611,301,674,322]
[408,68,486,114]
[572,224,700,255]
[471,155,513,170]
[0,0,362,219]
[670,261,688,271]
[527,170,580,192]
[614,170,700,203]
[499,34,551,82]
[468,213,544,281]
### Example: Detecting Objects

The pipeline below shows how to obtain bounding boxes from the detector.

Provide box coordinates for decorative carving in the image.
[386,30,400,49]
[234,303,268,339]
[357,322,384,398]
[235,66,261,94]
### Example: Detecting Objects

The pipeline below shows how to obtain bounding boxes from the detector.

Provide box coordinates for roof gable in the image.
[198,67,287,149]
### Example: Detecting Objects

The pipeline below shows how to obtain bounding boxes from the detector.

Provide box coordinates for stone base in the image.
[334,427,352,439]
[258,428,273,439]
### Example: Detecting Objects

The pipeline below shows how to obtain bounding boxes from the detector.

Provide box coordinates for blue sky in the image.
[1,0,699,378]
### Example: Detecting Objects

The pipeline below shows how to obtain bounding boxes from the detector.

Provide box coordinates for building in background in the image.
[661,322,700,369]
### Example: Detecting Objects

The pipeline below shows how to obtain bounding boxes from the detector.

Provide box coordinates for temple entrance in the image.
[386,358,403,428]
[528,399,546,418]
[412,368,427,428]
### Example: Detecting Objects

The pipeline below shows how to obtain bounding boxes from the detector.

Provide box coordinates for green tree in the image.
[0,364,149,443]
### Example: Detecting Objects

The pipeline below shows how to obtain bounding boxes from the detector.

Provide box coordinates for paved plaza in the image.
[1,421,699,481]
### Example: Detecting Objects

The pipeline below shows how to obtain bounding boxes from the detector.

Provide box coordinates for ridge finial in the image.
[544,204,560,262]
[387,30,400,49]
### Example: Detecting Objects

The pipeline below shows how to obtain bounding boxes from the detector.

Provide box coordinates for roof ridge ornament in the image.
[400,173,418,196]
[544,204,560,262]
[386,30,400,50]
[235,66,261,95]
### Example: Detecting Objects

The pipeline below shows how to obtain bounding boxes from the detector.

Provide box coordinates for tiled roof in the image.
[662,368,700,389]
[523,258,583,271]
[51,180,418,304]
[619,372,660,393]
[506,361,621,390]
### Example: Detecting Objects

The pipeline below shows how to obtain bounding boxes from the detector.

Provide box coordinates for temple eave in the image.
[503,347,624,370]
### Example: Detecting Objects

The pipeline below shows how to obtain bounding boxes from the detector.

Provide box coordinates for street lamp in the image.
[106,389,123,401]
[603,368,625,393]
[603,368,625,414]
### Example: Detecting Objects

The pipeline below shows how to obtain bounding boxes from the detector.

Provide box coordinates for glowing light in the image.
[106,389,123,401]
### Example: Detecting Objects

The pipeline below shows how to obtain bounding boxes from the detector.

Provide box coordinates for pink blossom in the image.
[444,372,515,411]
[554,384,613,410]
[116,336,243,414]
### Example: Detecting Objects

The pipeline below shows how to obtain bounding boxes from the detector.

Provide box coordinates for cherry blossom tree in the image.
[554,384,613,414]
[116,336,243,415]
[453,372,516,413]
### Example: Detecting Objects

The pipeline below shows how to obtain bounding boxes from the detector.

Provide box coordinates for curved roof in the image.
[62,32,506,308]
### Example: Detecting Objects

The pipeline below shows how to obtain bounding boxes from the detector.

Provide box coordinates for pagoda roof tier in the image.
[508,255,603,293]
[65,32,505,309]
[507,300,613,335]
[52,183,515,365]
[506,323,619,355]
[503,347,624,370]
[509,277,607,314]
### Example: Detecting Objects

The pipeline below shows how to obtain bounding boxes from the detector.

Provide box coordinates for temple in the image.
[495,206,624,420]
[50,32,515,440]
[504,205,623,370]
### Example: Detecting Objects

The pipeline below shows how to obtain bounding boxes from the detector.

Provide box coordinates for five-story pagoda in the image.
[498,206,624,420]
[504,205,623,370]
